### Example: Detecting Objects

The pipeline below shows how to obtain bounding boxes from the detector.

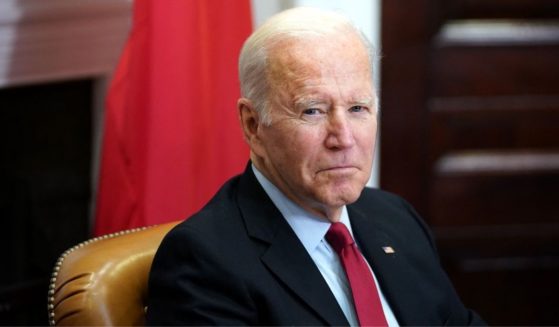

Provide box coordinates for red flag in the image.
[94,0,252,235]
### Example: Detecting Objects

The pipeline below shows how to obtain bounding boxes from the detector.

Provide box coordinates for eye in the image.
[349,105,366,113]
[303,108,322,115]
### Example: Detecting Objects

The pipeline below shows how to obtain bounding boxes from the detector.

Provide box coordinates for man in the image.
[147,7,484,326]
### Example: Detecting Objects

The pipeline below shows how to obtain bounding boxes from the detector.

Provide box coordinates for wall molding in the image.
[0,0,131,88]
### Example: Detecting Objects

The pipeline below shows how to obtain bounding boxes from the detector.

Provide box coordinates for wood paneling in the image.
[381,0,559,324]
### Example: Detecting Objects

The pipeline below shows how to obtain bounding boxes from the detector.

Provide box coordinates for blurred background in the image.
[0,0,558,325]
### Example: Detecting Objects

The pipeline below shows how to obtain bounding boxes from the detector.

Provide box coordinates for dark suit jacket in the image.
[147,164,484,326]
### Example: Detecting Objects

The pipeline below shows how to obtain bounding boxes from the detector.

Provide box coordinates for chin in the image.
[321,186,364,207]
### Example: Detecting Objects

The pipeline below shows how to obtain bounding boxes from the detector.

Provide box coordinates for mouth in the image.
[318,166,358,174]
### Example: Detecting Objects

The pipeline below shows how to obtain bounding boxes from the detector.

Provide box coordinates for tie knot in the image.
[325,222,355,254]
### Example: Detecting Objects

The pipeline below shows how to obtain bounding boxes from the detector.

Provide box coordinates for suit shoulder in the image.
[353,187,437,250]
[355,187,409,210]
[159,174,245,246]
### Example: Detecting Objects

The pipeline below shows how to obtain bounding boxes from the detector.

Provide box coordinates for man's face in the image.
[249,33,377,221]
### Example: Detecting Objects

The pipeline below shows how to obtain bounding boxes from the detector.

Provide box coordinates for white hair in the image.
[238,7,375,125]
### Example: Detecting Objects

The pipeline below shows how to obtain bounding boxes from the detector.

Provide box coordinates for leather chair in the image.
[48,221,180,326]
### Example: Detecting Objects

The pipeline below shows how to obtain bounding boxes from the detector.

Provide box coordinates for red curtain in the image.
[94,0,252,236]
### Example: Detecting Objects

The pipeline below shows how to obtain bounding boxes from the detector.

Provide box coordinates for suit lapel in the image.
[348,204,415,326]
[261,228,349,326]
[236,166,348,326]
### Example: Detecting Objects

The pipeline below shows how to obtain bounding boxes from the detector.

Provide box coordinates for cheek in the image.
[358,120,377,147]
[278,125,319,152]
[278,132,323,177]
[281,137,313,168]
[293,133,324,161]
[366,130,377,149]
[266,131,304,169]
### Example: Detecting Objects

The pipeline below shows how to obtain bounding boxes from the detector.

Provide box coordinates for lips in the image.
[318,166,358,173]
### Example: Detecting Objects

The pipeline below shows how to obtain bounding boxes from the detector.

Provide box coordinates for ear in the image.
[238,98,262,147]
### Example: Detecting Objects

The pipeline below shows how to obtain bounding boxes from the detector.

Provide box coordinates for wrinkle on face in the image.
[251,31,377,221]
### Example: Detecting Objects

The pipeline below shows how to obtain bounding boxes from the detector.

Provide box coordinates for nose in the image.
[324,111,355,150]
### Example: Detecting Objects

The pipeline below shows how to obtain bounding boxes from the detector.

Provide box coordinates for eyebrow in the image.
[352,97,374,106]
[294,96,374,108]
[293,97,327,109]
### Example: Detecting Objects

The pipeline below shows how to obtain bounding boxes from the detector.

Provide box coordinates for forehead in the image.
[272,32,369,68]
[265,35,373,106]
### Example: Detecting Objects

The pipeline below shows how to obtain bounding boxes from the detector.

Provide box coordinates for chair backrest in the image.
[48,221,180,326]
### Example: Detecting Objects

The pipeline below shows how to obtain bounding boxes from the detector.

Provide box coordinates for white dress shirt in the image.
[252,165,399,326]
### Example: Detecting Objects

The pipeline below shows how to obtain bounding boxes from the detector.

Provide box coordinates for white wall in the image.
[251,0,382,187]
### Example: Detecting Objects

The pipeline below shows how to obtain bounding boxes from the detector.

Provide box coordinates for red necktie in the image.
[326,222,388,327]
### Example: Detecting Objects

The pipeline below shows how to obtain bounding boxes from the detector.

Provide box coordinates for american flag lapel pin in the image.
[382,246,395,254]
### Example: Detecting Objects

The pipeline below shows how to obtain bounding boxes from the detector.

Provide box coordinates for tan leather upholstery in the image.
[48,221,180,326]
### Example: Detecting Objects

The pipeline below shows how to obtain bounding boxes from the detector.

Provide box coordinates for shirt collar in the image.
[252,165,354,255]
